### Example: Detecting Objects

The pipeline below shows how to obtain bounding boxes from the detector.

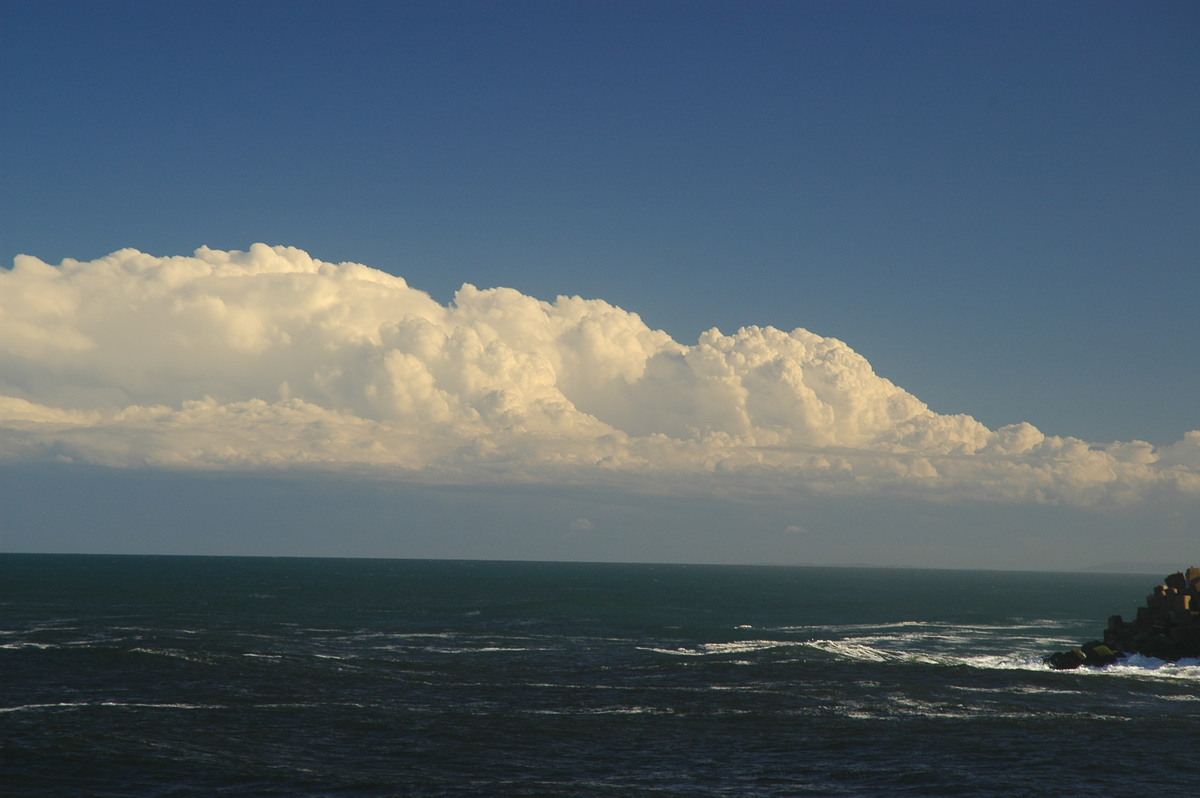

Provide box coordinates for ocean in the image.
[2,555,1197,796]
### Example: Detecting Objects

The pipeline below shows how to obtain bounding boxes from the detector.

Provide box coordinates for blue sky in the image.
[1,1,1198,568]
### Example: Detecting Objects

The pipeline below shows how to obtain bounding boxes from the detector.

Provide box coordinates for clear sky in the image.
[1,1,1197,570]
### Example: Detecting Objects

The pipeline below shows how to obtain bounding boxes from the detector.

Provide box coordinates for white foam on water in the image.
[639,639,798,657]
[1004,685,1084,696]
[585,705,671,715]
[793,627,1200,683]
[0,701,228,713]
[0,702,92,714]
[130,647,216,664]
[97,702,226,710]
[772,621,932,634]
[798,637,1053,672]
[852,641,1200,682]
[826,695,1132,723]
[526,705,672,716]
[471,646,532,653]
[950,684,1083,697]
[955,653,1050,671]
[1079,655,1200,681]
[802,639,894,662]
[354,631,461,642]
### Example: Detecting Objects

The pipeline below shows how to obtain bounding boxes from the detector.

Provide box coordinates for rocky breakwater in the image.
[1045,566,1200,670]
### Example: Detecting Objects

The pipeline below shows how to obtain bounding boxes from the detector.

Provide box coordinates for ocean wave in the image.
[800,638,1050,671]
[774,619,1084,635]
[951,684,1084,697]
[834,695,1132,723]
[130,647,219,665]
[0,701,228,714]
[1079,655,1200,681]
[772,621,933,634]
[799,636,1200,681]
[639,640,800,657]
[0,702,92,714]
[526,705,674,716]
[642,629,1079,670]
[802,639,896,663]
[459,646,536,653]
[954,654,1050,670]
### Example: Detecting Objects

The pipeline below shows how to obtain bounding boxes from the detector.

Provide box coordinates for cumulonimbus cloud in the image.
[1,244,1197,505]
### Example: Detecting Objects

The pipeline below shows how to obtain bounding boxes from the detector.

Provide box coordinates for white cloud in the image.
[1,244,1197,506]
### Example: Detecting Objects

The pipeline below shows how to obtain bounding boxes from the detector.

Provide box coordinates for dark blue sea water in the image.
[2,555,1198,796]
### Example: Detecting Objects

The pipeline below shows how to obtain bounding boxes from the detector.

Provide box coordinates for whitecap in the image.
[97,702,227,710]
[639,639,798,657]
[130,647,217,664]
[527,705,672,716]
[0,702,91,713]
[1082,655,1200,681]
[472,646,532,653]
[802,640,894,662]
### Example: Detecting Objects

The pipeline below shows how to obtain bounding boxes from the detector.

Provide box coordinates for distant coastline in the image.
[1082,562,1187,575]
[0,551,1186,576]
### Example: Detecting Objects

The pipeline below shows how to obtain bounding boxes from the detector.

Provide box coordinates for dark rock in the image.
[1046,649,1086,670]
[1079,640,1119,666]
[1045,567,1200,669]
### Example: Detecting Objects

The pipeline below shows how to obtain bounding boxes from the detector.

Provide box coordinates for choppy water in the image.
[2,555,1197,795]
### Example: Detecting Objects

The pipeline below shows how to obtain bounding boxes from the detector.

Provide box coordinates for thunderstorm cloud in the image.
[2,244,1197,506]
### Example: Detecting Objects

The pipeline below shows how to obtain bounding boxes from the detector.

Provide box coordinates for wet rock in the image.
[1045,641,1118,670]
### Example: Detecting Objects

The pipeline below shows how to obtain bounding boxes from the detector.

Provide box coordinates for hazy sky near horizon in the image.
[2,1,1197,569]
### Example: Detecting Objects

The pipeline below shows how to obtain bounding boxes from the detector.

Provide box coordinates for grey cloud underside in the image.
[2,244,1197,505]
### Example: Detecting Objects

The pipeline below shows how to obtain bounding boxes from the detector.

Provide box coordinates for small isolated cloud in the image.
[784,524,807,535]
[0,244,1197,507]
[569,517,596,533]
